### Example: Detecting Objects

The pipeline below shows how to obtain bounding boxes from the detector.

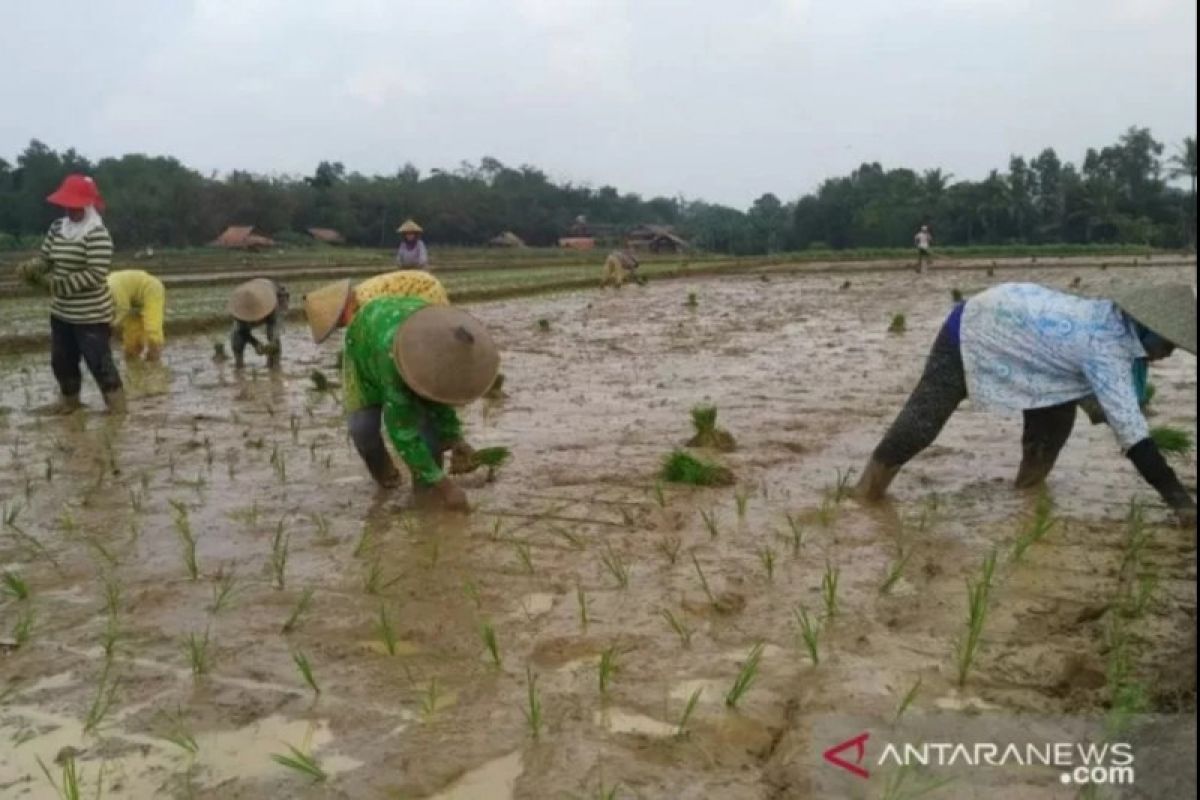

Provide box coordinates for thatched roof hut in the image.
[487,231,527,248]
[307,227,345,244]
[211,225,275,250]
[626,224,689,253]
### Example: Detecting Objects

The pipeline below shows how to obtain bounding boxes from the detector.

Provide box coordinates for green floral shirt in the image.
[343,295,462,484]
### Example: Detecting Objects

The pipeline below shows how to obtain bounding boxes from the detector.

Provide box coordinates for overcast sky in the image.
[2,0,1195,207]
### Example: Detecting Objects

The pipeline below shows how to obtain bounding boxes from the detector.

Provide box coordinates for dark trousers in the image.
[50,316,122,397]
[230,319,281,368]
[873,321,1077,477]
[348,406,445,487]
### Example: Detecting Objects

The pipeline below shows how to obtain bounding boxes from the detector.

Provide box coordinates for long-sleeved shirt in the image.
[354,271,448,307]
[342,295,462,484]
[40,219,115,324]
[961,283,1149,450]
[108,270,166,344]
[395,239,429,268]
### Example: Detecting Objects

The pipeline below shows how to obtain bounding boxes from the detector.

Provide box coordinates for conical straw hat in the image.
[397,219,423,234]
[228,278,278,322]
[392,306,499,405]
[303,279,353,343]
[1108,283,1196,355]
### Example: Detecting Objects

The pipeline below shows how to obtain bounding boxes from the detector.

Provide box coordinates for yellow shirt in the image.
[354,271,448,307]
[107,270,165,326]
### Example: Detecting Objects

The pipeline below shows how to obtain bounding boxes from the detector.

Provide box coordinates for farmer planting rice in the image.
[342,295,499,509]
[228,278,289,369]
[302,271,450,345]
[395,219,430,268]
[914,224,934,272]
[108,269,166,361]
[600,249,639,288]
[17,174,125,414]
[856,281,1197,524]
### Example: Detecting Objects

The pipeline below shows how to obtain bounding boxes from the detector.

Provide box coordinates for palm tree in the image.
[1169,136,1196,247]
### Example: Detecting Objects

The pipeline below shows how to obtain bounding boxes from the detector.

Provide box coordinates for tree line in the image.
[0,127,1193,254]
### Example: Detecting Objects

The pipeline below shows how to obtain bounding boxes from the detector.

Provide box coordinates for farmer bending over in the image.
[601,250,639,288]
[343,296,498,509]
[109,269,166,361]
[302,271,450,345]
[855,282,1197,525]
[228,278,289,369]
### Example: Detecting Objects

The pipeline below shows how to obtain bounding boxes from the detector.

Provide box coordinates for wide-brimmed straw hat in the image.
[1109,283,1196,355]
[228,278,279,322]
[392,306,499,405]
[397,219,423,234]
[46,174,105,211]
[303,279,353,343]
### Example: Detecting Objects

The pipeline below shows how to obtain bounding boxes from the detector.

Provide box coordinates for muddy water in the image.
[0,266,1195,799]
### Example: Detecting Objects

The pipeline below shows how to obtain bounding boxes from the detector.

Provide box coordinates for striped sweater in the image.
[40,219,115,324]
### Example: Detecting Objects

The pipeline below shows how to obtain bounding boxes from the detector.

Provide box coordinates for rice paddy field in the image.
[0,257,1196,798]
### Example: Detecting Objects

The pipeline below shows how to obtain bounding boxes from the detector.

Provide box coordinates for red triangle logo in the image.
[823,732,870,779]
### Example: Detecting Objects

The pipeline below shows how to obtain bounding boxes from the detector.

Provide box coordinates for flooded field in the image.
[0,265,1195,798]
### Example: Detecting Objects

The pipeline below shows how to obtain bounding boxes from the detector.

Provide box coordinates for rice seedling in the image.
[783,512,805,556]
[309,369,335,392]
[815,495,837,527]
[171,502,199,581]
[552,526,586,551]
[537,318,551,332]
[364,557,386,595]
[576,584,589,630]
[12,606,34,647]
[734,487,750,518]
[489,517,505,541]
[893,676,922,724]
[44,456,54,483]
[687,405,736,451]
[102,574,121,618]
[675,687,703,737]
[100,614,121,663]
[419,677,442,718]
[793,606,821,665]
[954,549,997,687]
[660,608,693,648]
[522,665,543,739]
[472,446,512,482]
[1011,491,1058,563]
[699,509,721,539]
[1150,425,1193,458]
[186,628,212,678]
[270,444,288,483]
[831,467,855,503]
[598,646,619,696]
[310,512,333,544]
[1121,571,1158,619]
[377,604,398,656]
[653,481,667,508]
[758,546,777,583]
[293,650,320,697]
[589,780,622,800]
[157,707,199,755]
[599,543,630,589]
[951,288,964,302]
[2,500,22,528]
[36,753,86,800]
[478,620,503,668]
[656,535,681,565]
[690,552,719,607]
[270,519,290,590]
[1120,500,1152,575]
[271,743,328,783]
[888,313,907,334]
[1,570,29,601]
[83,664,119,734]
[463,579,482,609]
[724,643,765,708]
[685,291,698,308]
[879,765,954,800]
[660,450,735,487]
[212,341,228,361]
[281,588,315,634]
[821,561,840,620]
[512,539,535,575]
[879,548,913,595]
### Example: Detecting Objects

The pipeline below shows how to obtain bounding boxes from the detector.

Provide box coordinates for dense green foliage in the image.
[0,127,1193,253]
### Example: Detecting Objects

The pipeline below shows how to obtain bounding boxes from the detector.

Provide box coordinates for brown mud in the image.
[0,265,1195,798]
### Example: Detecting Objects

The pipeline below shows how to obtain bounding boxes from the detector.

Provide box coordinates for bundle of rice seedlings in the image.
[660,450,735,487]
[451,446,512,481]
[309,369,339,392]
[484,373,507,400]
[686,405,736,452]
[1150,426,1193,458]
[888,313,907,334]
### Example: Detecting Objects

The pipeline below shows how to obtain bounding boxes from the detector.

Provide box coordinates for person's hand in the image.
[448,441,477,475]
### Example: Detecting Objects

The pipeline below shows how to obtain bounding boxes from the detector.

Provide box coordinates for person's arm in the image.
[52,228,112,295]
[429,402,464,448]
[379,366,445,484]
[1084,356,1194,514]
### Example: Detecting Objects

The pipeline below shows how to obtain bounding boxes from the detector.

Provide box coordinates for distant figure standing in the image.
[914,225,934,272]
[228,278,289,369]
[395,219,429,269]
[601,250,639,288]
[108,269,166,361]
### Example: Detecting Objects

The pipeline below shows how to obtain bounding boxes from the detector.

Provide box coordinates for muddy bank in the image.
[0,264,1195,798]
